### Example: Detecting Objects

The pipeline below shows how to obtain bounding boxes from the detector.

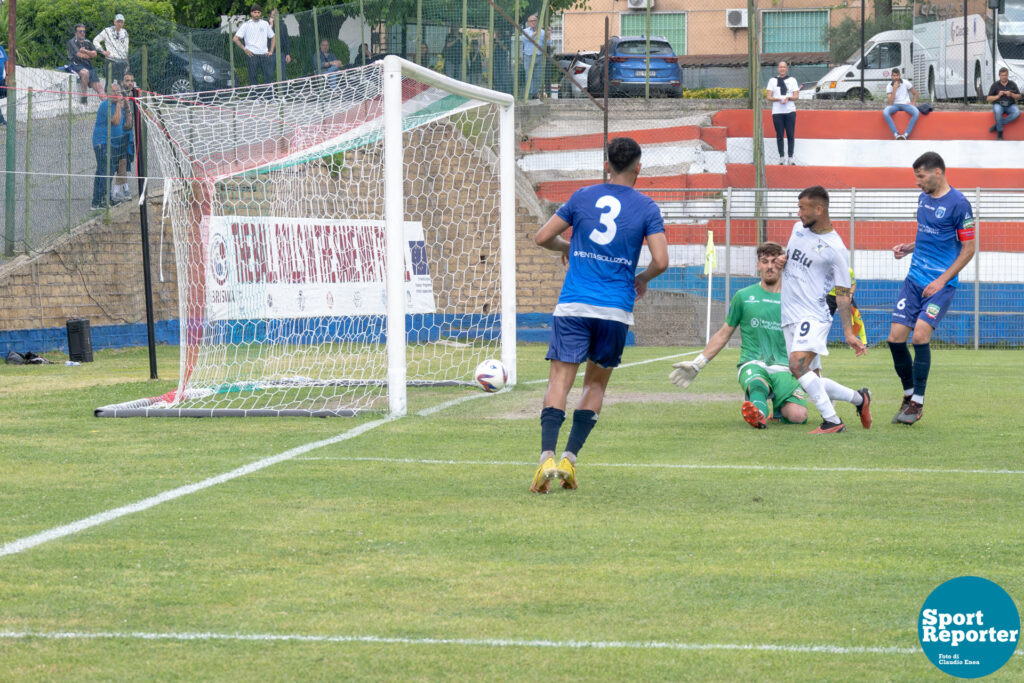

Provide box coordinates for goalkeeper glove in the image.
[669,354,708,389]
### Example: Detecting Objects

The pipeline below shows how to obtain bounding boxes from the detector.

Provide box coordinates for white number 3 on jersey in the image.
[590,195,621,246]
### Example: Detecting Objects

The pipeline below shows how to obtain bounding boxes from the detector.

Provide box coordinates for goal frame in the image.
[382,57,517,416]
[94,56,517,418]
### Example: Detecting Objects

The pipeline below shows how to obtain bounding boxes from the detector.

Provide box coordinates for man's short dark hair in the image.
[891,67,901,76]
[250,4,262,12]
[75,23,86,31]
[607,137,642,173]
[913,151,945,173]
[756,241,784,259]
[798,185,830,206]
[999,66,1009,75]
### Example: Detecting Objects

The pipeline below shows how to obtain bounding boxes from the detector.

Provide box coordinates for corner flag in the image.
[704,231,716,275]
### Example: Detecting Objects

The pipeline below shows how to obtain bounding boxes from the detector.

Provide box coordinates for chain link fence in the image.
[641,187,1024,348]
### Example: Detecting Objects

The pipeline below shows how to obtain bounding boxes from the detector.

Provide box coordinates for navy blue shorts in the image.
[891,278,956,329]
[546,315,629,368]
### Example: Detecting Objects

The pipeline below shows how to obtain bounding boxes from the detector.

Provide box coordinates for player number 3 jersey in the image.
[781,221,852,326]
[553,183,665,324]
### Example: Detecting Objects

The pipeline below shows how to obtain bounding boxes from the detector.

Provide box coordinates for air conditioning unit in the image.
[626,0,655,9]
[726,8,748,28]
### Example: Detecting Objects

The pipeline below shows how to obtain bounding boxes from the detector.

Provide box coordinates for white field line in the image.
[291,455,1024,477]
[0,350,692,559]
[0,629,919,655]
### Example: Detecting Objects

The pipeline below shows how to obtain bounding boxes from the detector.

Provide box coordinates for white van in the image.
[813,30,913,100]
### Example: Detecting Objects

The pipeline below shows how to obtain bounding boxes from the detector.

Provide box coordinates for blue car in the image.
[586,36,682,98]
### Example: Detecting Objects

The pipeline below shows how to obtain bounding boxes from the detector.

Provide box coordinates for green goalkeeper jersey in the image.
[725,284,788,368]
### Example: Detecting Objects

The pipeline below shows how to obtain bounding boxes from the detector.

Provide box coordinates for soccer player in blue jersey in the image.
[529,137,669,493]
[888,151,976,424]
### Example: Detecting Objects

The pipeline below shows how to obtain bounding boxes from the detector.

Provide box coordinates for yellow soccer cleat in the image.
[556,456,578,490]
[530,456,557,494]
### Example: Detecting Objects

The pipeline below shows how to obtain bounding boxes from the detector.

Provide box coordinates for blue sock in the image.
[540,406,565,454]
[912,343,931,399]
[564,409,598,458]
[889,342,913,391]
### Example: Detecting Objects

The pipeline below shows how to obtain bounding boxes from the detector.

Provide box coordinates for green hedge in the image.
[681,87,748,99]
[14,0,176,69]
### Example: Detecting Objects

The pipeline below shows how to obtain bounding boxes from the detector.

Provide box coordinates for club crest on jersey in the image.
[814,241,827,254]
[935,206,946,218]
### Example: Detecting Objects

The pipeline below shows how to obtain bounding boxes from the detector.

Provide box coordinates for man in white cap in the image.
[94,14,130,82]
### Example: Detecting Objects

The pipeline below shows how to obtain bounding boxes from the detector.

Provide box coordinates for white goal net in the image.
[96,57,516,417]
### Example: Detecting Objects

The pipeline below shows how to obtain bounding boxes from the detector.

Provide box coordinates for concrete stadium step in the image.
[713,109,1024,141]
[520,123,726,152]
[726,138,1023,169]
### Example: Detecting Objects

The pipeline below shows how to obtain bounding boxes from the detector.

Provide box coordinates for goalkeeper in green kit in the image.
[669,241,808,428]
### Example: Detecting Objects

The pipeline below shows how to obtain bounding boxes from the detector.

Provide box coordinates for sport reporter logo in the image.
[918,576,1020,678]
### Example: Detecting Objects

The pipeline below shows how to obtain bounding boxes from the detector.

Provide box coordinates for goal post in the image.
[96,56,516,418]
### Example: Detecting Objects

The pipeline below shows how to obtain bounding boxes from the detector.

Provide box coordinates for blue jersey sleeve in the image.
[555,191,579,225]
[643,200,666,237]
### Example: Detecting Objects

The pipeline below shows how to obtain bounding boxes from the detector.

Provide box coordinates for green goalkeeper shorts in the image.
[737,361,807,412]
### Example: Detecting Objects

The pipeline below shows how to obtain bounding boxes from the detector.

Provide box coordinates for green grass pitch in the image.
[0,343,1020,680]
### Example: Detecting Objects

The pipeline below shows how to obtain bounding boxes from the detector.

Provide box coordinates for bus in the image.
[913,0,1024,100]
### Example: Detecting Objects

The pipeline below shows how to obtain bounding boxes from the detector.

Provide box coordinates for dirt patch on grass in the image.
[492,389,734,420]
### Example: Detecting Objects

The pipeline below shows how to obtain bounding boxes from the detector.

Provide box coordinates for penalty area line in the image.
[0,390,497,559]
[0,629,919,655]
[291,455,1024,477]
[0,351,689,559]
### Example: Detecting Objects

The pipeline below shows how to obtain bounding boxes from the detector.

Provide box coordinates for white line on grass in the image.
[0,629,919,655]
[0,351,691,559]
[290,455,1024,477]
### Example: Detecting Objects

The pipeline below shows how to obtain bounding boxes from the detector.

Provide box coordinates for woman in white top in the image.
[766,61,800,165]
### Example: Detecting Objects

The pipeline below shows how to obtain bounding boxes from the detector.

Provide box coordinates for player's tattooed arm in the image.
[833,286,852,298]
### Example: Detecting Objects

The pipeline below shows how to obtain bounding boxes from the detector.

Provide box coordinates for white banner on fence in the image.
[204,215,436,321]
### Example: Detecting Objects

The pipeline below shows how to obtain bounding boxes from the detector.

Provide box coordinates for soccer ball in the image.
[474,359,508,392]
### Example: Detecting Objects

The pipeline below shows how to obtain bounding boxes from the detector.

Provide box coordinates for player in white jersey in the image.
[776,186,870,434]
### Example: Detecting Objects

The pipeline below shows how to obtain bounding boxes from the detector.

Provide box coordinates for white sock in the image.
[912,394,924,405]
[120,183,130,196]
[798,371,839,423]
[820,377,861,405]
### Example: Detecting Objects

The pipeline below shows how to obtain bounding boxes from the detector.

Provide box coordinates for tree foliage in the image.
[169,0,588,30]
[14,0,175,68]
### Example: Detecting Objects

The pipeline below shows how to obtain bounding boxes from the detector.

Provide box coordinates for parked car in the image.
[586,36,682,98]
[555,50,598,98]
[151,35,235,96]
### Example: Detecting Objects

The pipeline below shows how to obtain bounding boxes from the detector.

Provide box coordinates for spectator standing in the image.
[268,9,291,78]
[520,14,547,99]
[91,84,126,209]
[766,61,799,165]
[112,73,138,204]
[233,4,275,86]
[68,24,105,105]
[467,38,484,85]
[883,68,919,140]
[94,14,130,83]
[492,30,512,93]
[0,42,7,126]
[986,67,1021,140]
[315,39,343,88]
[442,29,463,79]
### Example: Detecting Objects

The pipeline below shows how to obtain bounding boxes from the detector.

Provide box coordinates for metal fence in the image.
[642,187,1024,348]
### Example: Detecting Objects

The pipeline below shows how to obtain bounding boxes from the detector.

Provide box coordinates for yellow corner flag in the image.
[704,231,716,275]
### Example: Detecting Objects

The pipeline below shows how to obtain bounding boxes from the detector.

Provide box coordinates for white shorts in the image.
[783,320,830,368]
